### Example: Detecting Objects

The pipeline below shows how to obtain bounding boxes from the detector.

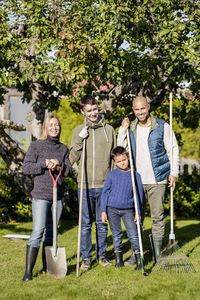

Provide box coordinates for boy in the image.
[70,95,116,271]
[101,146,143,269]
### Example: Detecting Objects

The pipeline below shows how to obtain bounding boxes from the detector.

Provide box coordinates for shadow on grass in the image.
[57,216,200,271]
[0,216,78,236]
[104,217,200,274]
[163,218,200,248]
[58,217,78,234]
[1,215,199,275]
[0,223,32,234]
[144,218,200,273]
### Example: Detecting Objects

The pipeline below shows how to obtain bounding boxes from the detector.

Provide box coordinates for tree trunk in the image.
[26,80,47,140]
[0,121,33,195]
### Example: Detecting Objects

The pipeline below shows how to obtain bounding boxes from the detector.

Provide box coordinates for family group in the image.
[22,95,179,281]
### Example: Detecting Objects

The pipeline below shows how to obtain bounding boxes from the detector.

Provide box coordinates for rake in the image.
[153,93,195,273]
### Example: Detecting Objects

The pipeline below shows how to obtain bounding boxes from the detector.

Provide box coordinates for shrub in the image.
[63,169,79,217]
[0,158,79,222]
[0,158,31,222]
[164,167,200,217]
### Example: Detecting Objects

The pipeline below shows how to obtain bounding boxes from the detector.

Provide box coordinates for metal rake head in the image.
[153,254,195,273]
[160,241,180,257]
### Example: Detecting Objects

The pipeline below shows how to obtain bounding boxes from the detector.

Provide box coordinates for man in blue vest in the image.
[117,96,179,264]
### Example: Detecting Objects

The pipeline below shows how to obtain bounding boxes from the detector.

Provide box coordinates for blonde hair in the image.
[40,113,61,140]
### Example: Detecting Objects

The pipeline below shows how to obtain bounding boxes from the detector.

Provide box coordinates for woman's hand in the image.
[46,159,60,171]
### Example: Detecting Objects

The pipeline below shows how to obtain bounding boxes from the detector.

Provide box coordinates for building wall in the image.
[0,87,32,148]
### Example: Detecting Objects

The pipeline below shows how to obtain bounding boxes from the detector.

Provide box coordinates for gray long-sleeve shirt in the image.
[23,137,71,200]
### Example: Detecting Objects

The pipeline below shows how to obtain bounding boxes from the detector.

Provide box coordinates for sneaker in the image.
[80,259,91,271]
[98,256,112,267]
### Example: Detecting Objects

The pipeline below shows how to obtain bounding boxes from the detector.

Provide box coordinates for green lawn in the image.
[0,217,200,300]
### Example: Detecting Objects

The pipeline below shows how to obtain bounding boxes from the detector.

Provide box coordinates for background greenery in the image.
[0,96,200,223]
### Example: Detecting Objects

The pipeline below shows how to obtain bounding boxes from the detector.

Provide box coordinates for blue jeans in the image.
[28,198,64,248]
[107,206,139,252]
[78,188,108,260]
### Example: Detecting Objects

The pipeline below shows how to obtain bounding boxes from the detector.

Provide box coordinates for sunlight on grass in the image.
[0,217,200,300]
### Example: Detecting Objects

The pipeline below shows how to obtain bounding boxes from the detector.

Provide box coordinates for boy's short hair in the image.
[111,146,129,160]
[80,95,98,110]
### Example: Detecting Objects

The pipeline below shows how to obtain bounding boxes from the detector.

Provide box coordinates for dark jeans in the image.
[78,188,108,260]
[107,206,139,252]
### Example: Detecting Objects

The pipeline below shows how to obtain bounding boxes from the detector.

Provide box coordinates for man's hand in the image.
[79,126,88,139]
[121,117,130,129]
[46,159,60,171]
[101,212,108,224]
[168,175,177,191]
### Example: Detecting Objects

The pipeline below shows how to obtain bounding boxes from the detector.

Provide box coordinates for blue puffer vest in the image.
[129,114,170,182]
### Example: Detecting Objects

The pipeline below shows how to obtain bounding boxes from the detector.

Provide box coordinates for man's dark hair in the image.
[111,146,129,160]
[80,95,98,110]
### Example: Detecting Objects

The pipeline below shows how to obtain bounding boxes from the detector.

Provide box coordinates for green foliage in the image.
[0,156,79,222]
[63,170,79,217]
[0,158,31,222]
[164,167,200,217]
[153,97,200,159]
[53,98,81,217]
[1,0,200,111]
[178,127,200,159]
[143,169,200,218]
[0,0,200,221]
[54,97,83,147]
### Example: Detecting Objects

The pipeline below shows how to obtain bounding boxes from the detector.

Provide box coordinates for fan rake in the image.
[153,93,195,274]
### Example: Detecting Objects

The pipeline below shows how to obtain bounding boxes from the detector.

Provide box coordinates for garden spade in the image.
[45,168,67,278]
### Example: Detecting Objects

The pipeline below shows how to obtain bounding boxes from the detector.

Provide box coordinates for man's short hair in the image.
[80,95,98,110]
[132,96,149,105]
[111,146,129,160]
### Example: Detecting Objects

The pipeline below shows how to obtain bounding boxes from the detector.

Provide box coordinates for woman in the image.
[22,113,71,281]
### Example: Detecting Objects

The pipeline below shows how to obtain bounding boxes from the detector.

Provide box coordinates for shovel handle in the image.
[49,167,61,257]
[49,167,62,188]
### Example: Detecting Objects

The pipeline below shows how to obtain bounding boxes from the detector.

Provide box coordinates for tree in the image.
[1,1,200,117]
[54,97,83,147]
[0,0,199,194]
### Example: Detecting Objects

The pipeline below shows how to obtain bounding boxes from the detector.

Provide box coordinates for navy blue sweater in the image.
[101,168,143,214]
[23,137,71,200]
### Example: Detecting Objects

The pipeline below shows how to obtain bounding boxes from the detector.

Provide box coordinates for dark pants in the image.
[78,188,108,260]
[107,206,139,251]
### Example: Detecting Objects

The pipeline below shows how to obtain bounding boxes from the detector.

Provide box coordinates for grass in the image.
[0,217,200,300]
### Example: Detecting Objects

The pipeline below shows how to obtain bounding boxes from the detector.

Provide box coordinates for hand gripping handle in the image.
[49,167,62,188]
